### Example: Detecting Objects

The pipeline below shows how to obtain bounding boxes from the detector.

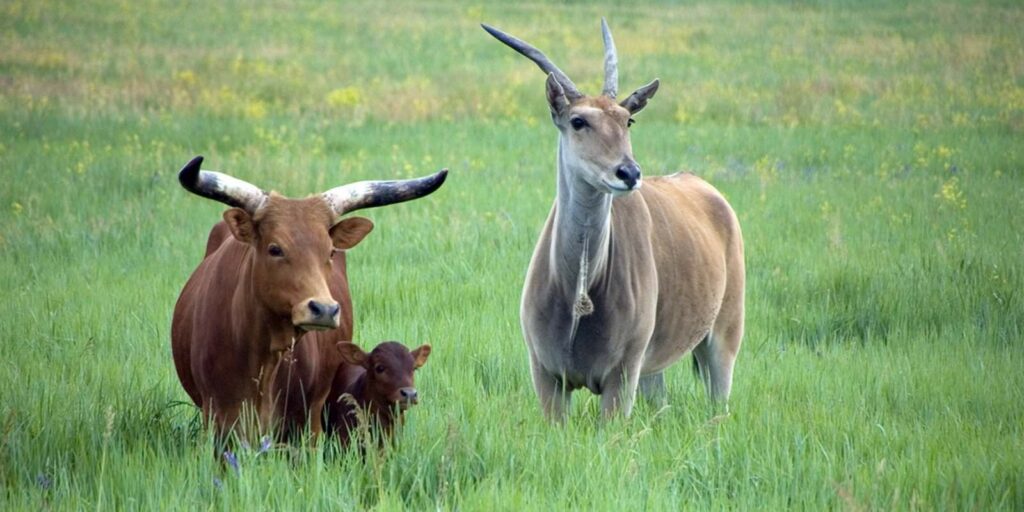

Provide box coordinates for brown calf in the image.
[326,341,431,446]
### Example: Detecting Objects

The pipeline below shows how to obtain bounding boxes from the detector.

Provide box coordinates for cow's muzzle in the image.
[293,298,341,330]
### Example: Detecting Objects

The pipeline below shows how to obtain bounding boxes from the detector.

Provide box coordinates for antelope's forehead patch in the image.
[571,102,629,123]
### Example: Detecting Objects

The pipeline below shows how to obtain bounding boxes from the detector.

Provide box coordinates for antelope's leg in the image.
[638,372,667,407]
[600,361,642,419]
[692,333,738,405]
[530,352,571,423]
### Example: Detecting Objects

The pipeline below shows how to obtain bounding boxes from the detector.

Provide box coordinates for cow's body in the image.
[171,217,352,438]
[172,221,352,439]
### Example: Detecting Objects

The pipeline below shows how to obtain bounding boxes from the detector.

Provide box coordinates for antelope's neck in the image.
[551,140,612,294]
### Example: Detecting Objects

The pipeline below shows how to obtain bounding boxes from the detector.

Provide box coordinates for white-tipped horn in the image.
[178,156,267,213]
[601,18,618,99]
[322,169,448,218]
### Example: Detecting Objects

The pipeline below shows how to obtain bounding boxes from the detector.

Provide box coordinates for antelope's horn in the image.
[601,18,618,99]
[482,23,583,101]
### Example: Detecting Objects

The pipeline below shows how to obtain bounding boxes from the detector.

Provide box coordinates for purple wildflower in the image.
[36,473,53,490]
[222,450,239,474]
[258,435,272,455]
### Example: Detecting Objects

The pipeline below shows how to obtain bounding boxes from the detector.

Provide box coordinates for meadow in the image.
[2,0,1022,509]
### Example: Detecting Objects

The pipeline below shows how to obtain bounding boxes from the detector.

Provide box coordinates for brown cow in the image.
[327,341,431,447]
[170,156,446,442]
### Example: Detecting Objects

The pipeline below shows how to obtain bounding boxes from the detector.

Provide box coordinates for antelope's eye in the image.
[268,244,284,257]
[375,364,386,374]
[570,117,588,130]
[627,118,636,128]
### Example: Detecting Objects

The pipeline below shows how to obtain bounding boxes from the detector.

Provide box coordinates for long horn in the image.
[601,18,618,99]
[178,156,268,213]
[322,169,448,217]
[481,23,583,100]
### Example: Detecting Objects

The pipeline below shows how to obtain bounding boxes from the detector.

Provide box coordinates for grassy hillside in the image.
[1,0,1022,509]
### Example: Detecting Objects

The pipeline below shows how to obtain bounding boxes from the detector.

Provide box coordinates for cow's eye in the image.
[374,364,386,374]
[627,118,636,128]
[268,244,284,257]
[570,117,588,130]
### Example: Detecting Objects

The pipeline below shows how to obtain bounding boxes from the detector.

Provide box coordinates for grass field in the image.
[2,0,1023,509]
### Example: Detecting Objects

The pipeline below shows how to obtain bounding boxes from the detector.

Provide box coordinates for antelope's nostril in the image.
[400,388,418,401]
[615,164,641,186]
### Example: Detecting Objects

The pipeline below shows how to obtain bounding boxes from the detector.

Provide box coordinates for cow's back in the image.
[204,221,233,257]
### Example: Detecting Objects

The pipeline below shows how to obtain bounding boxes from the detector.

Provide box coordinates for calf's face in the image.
[338,341,431,410]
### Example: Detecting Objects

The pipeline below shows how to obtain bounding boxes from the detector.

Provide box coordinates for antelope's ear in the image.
[223,208,255,244]
[620,79,660,114]
[411,344,432,369]
[546,73,571,118]
[337,342,369,367]
[330,216,374,250]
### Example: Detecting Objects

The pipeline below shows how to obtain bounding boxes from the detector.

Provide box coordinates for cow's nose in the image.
[399,387,418,403]
[614,163,642,188]
[307,300,340,319]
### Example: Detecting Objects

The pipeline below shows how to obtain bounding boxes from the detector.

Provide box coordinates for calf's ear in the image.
[223,208,256,244]
[337,342,369,367]
[411,344,431,369]
[330,217,374,250]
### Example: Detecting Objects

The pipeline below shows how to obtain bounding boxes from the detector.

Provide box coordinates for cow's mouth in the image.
[296,322,337,332]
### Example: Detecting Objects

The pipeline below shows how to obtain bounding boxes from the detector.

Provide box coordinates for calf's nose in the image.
[399,387,419,403]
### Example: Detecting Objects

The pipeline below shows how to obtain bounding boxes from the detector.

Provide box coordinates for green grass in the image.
[2,0,1023,509]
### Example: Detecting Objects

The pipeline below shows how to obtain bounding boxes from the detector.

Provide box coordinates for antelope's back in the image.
[633,172,743,370]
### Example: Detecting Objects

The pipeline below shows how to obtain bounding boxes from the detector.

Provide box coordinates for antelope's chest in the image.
[523,285,656,389]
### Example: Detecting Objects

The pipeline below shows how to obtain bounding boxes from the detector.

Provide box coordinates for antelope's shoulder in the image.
[644,173,737,224]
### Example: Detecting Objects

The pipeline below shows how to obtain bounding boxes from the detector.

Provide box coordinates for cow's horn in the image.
[321,169,448,217]
[178,156,268,213]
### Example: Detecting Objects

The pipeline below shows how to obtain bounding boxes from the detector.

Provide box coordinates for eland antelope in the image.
[483,20,745,420]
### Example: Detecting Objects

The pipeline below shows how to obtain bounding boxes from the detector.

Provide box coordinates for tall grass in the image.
[1,0,1022,509]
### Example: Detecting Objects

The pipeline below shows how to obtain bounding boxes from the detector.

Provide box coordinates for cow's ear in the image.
[330,217,374,250]
[411,344,431,369]
[337,342,368,367]
[223,208,256,244]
